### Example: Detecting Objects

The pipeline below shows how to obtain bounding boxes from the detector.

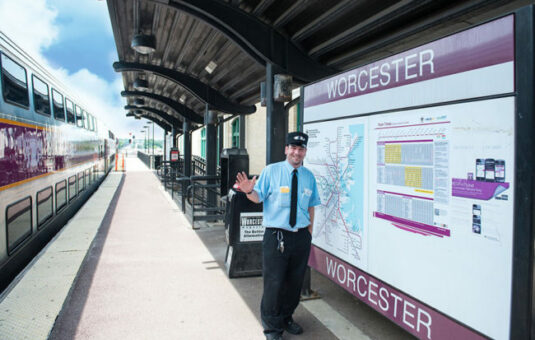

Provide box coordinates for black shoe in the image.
[265,332,283,340]
[284,320,303,335]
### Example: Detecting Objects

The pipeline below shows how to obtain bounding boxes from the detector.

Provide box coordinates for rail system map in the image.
[305,121,367,268]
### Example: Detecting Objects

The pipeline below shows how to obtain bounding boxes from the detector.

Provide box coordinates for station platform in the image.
[0,154,412,340]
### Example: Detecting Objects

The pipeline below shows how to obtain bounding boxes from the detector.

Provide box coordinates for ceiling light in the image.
[133,78,149,90]
[131,33,156,54]
[204,60,217,74]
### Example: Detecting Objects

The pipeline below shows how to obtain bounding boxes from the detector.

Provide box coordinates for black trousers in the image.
[261,227,312,335]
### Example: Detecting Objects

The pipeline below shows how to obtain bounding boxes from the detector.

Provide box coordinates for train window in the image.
[75,105,83,128]
[32,75,51,116]
[52,89,65,121]
[88,114,94,131]
[36,186,53,228]
[82,111,88,130]
[6,196,32,255]
[1,53,29,108]
[65,98,75,124]
[68,175,76,201]
[56,179,67,212]
[78,172,85,192]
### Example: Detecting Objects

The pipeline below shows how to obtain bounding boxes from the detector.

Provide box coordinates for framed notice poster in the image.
[303,8,535,340]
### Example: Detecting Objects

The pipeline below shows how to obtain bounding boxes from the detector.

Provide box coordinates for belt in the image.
[265,226,306,233]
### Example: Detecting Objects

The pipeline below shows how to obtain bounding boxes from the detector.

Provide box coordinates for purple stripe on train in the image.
[304,15,514,108]
[0,121,98,188]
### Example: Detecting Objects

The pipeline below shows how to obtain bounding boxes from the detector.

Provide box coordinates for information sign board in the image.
[304,15,517,340]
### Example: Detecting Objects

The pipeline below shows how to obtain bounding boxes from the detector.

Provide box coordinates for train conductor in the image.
[236,131,321,340]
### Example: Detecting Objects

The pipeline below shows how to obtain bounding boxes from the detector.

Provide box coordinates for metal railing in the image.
[191,155,221,177]
[138,151,151,168]
[156,155,225,229]
[192,155,206,175]
[185,175,225,229]
[138,151,163,169]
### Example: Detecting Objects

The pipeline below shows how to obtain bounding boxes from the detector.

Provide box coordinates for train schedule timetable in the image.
[304,14,516,340]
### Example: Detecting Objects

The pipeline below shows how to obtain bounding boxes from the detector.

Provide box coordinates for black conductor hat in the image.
[286,131,308,148]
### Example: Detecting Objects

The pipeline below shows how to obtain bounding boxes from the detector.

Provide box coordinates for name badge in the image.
[280,186,290,193]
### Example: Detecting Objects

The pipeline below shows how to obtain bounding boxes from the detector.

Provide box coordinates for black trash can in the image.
[224,189,263,278]
[220,148,249,197]
[154,155,162,169]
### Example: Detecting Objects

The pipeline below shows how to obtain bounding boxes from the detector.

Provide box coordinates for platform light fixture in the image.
[133,78,149,90]
[131,33,156,54]
[204,60,217,74]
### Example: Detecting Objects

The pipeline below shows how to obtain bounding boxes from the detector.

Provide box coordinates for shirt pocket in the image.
[299,188,312,210]
[278,186,290,208]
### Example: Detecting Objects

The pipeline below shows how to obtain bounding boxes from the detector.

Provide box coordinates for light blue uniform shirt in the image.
[254,160,321,231]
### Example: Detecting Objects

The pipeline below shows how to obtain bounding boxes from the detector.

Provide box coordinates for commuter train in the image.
[0,32,116,291]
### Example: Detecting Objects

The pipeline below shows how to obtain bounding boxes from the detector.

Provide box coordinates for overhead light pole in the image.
[143,125,149,152]
[147,121,154,156]
[140,129,145,152]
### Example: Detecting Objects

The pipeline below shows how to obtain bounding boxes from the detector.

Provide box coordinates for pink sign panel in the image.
[309,246,486,340]
[452,178,510,200]
[304,15,514,108]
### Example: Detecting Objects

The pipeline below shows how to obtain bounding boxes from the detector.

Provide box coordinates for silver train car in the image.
[0,32,116,291]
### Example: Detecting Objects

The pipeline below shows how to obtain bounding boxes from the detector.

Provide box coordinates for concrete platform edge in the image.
[0,172,124,340]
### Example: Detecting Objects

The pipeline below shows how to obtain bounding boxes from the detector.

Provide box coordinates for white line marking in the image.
[302,299,371,340]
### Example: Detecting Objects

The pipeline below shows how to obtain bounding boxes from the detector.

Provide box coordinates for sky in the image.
[0,0,159,139]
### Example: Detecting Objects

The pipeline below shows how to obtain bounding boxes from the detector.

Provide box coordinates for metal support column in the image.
[163,130,167,162]
[172,125,177,148]
[218,118,224,165]
[239,114,245,148]
[298,86,305,132]
[266,63,287,165]
[183,121,191,177]
[182,120,192,212]
[205,107,218,209]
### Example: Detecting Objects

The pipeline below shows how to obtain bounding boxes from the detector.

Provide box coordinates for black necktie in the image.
[289,169,298,227]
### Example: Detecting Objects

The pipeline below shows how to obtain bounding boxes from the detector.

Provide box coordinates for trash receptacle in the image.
[154,155,162,169]
[224,188,263,278]
[220,148,249,197]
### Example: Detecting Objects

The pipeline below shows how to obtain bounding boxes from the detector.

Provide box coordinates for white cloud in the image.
[0,0,58,58]
[0,0,152,138]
